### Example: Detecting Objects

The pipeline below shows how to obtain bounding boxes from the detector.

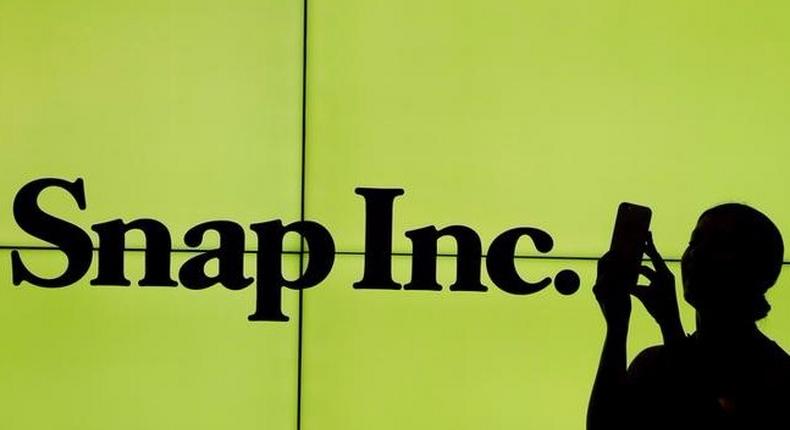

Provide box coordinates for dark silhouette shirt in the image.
[624,331,790,430]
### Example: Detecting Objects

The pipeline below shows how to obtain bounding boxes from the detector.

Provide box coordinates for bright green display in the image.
[0,0,303,250]
[302,258,790,429]
[3,0,790,429]
[303,1,790,429]
[0,0,302,429]
[306,0,790,259]
[0,250,300,429]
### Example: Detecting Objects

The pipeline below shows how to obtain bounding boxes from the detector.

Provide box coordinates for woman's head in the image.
[680,203,783,321]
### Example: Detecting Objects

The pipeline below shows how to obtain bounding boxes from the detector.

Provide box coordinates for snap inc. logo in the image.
[10,178,581,322]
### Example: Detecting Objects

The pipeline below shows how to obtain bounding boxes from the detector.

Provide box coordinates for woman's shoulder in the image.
[626,335,705,387]
[626,342,682,383]
[755,334,790,383]
[626,332,790,383]
[629,344,668,369]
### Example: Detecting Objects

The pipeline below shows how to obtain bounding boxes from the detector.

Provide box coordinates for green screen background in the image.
[2,0,790,429]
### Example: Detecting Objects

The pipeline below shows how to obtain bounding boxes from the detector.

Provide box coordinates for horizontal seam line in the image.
[0,245,705,263]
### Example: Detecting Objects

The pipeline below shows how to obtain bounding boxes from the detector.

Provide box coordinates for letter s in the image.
[11,178,93,287]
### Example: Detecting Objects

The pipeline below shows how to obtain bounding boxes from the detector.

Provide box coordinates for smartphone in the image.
[608,202,652,286]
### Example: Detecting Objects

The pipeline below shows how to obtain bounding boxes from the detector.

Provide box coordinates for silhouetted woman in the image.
[588,203,790,430]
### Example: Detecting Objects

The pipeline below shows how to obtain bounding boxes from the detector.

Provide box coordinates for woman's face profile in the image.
[680,213,740,311]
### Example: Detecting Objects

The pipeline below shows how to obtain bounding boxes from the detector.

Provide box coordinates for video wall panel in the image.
[0,0,304,250]
[305,0,790,259]
[1,0,303,428]
[0,250,300,429]
[302,1,790,428]
[3,0,790,429]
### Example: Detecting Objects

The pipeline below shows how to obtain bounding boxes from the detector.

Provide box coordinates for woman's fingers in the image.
[645,231,670,273]
[629,284,649,302]
[639,265,656,281]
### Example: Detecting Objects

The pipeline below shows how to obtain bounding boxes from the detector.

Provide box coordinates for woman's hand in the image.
[593,251,632,331]
[630,232,685,345]
[590,249,632,430]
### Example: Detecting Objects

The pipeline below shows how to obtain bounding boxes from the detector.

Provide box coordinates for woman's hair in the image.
[699,203,783,320]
